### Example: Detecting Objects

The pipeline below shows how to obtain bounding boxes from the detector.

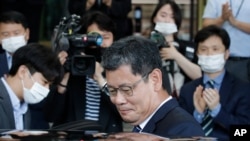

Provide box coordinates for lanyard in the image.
[230,0,244,17]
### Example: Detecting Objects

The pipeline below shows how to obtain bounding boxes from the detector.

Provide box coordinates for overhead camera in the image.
[52,14,103,76]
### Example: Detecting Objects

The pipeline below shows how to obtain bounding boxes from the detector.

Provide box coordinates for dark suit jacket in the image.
[142,98,205,139]
[0,51,9,78]
[44,75,123,133]
[179,71,250,141]
[0,80,31,129]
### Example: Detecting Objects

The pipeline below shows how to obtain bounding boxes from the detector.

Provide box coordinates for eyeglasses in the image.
[107,74,149,97]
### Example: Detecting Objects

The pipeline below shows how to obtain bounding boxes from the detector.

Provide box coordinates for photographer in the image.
[44,11,123,133]
[68,0,132,40]
[150,0,201,97]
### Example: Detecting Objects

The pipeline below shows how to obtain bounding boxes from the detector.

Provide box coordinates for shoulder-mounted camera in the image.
[52,14,103,76]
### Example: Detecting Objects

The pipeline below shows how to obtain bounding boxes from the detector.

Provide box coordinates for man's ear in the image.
[149,68,162,91]
[17,65,28,80]
[25,28,30,41]
[225,49,230,60]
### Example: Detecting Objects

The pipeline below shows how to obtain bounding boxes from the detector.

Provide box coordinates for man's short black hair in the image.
[0,10,29,29]
[9,43,64,84]
[194,25,230,53]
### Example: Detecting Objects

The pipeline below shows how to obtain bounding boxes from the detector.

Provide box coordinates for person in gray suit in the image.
[0,43,63,130]
[101,36,205,139]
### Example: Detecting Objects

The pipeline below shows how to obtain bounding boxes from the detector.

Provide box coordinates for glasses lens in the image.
[107,87,117,96]
[120,86,133,96]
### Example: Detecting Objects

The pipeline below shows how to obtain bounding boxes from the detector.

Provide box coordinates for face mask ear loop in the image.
[27,70,35,83]
[21,79,27,99]
[21,79,25,88]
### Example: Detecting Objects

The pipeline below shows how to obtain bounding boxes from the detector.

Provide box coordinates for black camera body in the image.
[149,30,169,49]
[52,14,103,76]
[149,30,195,61]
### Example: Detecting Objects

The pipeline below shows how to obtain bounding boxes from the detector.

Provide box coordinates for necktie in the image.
[201,80,215,136]
[201,109,214,136]
[207,80,215,89]
[132,125,141,133]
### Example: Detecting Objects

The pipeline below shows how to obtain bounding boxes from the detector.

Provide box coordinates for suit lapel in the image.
[219,72,234,106]
[0,52,9,77]
[0,80,16,128]
[142,98,179,133]
[23,110,31,129]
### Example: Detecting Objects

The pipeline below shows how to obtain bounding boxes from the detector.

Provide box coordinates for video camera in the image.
[149,30,195,61]
[52,14,103,76]
[149,30,169,49]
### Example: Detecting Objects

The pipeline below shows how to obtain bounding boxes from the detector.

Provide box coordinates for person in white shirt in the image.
[203,0,250,82]
[0,43,63,130]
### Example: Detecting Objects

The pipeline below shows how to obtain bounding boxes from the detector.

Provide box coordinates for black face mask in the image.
[84,47,106,62]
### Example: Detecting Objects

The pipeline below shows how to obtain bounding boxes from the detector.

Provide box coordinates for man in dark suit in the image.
[101,35,205,139]
[0,11,30,78]
[44,11,123,133]
[179,25,250,141]
[0,43,63,130]
[0,11,53,130]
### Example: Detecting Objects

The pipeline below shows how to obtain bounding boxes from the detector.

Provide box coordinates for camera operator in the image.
[44,11,123,133]
[150,0,201,97]
[68,0,132,40]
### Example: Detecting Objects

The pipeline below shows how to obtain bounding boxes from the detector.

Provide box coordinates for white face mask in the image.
[198,53,225,73]
[154,22,178,36]
[1,35,27,53]
[21,73,50,104]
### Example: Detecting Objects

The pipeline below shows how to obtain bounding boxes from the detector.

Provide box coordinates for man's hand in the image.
[228,9,238,26]
[193,85,207,114]
[86,0,96,10]
[203,88,220,110]
[93,61,106,88]
[58,51,68,65]
[221,2,231,21]
[102,0,112,7]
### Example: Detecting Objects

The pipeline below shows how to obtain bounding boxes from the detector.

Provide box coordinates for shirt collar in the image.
[5,51,12,69]
[139,96,173,130]
[203,70,225,87]
[1,77,28,114]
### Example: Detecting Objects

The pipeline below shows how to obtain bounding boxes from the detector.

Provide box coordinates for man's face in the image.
[106,65,156,126]
[87,23,113,48]
[21,69,50,90]
[0,23,29,43]
[197,35,229,58]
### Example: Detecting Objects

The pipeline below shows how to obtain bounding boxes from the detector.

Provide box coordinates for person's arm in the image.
[203,1,230,27]
[160,45,201,80]
[173,50,201,80]
[57,72,70,94]
[93,62,106,88]
[203,18,225,27]
[229,16,250,34]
